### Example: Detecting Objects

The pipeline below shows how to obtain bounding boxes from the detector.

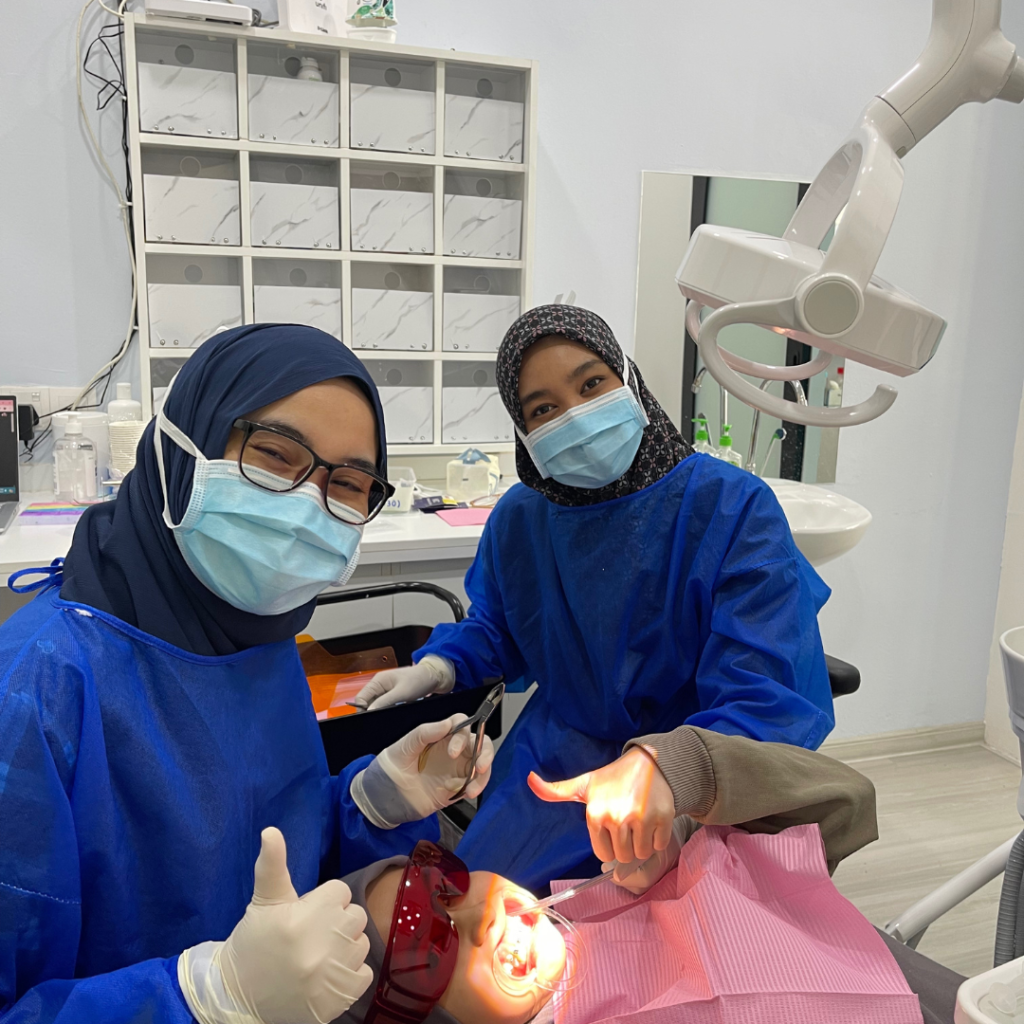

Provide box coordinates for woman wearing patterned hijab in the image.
[356,305,834,892]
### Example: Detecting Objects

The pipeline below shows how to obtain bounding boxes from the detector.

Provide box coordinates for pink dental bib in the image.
[551,824,922,1024]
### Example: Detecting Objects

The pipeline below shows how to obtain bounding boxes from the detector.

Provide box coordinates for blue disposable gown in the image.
[417,455,834,890]
[0,587,436,1023]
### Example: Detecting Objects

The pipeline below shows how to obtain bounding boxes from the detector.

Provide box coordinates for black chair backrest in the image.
[826,654,860,697]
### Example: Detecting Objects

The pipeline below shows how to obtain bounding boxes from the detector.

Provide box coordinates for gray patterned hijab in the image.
[496,304,693,507]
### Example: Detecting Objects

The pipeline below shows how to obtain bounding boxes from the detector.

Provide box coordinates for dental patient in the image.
[329,730,886,1024]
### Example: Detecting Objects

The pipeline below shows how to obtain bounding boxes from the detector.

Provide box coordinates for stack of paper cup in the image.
[108,420,145,476]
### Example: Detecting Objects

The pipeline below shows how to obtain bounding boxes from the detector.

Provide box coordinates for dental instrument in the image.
[762,428,787,477]
[507,858,643,918]
[417,679,504,801]
[676,0,1024,429]
[745,381,805,474]
[690,364,728,439]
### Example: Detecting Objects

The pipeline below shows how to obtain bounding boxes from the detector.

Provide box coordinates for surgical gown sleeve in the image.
[684,482,833,747]
[0,658,195,1023]
[328,757,440,879]
[414,523,528,688]
[0,602,432,1024]
[0,764,435,1024]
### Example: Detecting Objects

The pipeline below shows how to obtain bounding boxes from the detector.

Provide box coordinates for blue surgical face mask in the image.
[517,359,650,489]
[155,403,363,616]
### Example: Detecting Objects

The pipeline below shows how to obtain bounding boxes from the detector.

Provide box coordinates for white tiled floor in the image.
[832,744,1023,978]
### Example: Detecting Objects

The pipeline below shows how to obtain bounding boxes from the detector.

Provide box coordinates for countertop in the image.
[0,492,486,585]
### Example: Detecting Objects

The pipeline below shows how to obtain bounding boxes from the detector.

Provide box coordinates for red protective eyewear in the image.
[364,841,470,1024]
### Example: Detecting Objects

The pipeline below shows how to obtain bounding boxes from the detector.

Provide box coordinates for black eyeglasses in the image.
[233,418,395,524]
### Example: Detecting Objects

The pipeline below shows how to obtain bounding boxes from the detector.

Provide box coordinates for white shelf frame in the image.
[125,13,537,456]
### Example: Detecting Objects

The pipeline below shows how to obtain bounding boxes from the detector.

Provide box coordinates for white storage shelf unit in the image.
[126,13,536,455]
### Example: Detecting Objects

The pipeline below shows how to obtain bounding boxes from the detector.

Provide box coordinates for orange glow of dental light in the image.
[492,900,581,995]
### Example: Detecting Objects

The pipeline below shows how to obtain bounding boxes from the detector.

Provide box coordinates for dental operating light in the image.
[675,0,1024,428]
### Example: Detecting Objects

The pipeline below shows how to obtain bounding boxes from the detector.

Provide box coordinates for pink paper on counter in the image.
[436,508,492,527]
[551,824,922,1024]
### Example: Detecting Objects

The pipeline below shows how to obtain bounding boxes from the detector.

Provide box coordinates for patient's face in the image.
[367,867,566,1024]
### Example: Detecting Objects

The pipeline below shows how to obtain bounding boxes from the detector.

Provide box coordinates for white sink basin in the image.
[763,479,871,567]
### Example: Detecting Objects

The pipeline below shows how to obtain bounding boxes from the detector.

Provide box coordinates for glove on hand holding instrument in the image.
[350,655,455,711]
[178,827,373,1024]
[528,745,676,864]
[351,713,496,829]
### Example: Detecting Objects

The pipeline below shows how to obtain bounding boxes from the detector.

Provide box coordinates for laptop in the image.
[0,397,20,534]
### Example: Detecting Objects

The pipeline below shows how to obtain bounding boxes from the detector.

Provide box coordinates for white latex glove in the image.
[350,655,455,711]
[350,713,495,829]
[603,816,694,896]
[178,827,373,1024]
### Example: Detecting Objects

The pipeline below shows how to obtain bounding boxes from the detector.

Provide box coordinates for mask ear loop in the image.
[152,371,204,530]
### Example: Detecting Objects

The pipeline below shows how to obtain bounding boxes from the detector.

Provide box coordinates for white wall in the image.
[813,61,1024,739]
[983,382,1024,764]
[5,0,1024,739]
[0,0,137,389]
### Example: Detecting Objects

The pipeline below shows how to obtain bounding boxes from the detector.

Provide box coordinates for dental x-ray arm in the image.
[676,0,1024,429]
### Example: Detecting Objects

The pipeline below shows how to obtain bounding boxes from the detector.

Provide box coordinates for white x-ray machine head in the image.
[675,0,1024,428]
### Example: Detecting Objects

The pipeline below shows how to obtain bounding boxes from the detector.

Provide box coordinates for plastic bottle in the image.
[107,382,145,479]
[53,415,98,503]
[297,56,323,81]
[826,365,845,408]
[107,382,142,422]
[716,424,743,468]
[692,418,716,456]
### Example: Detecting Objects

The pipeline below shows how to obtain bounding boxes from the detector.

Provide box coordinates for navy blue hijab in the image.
[61,325,387,656]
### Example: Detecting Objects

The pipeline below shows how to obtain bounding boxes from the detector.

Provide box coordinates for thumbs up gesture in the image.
[178,827,373,1024]
[528,747,677,866]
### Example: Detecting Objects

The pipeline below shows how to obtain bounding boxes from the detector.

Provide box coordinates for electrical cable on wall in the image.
[24,2,138,462]
[74,0,138,410]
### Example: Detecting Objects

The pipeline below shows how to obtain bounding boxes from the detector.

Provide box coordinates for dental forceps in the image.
[418,679,505,802]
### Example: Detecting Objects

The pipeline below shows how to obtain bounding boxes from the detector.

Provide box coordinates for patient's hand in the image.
[367,868,562,1024]
[528,746,676,864]
[603,815,693,894]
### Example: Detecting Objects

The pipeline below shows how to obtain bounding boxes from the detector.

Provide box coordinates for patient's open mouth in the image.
[496,911,537,979]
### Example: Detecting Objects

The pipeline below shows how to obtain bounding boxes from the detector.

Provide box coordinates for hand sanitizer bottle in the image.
[716,424,743,468]
[692,418,716,456]
[53,415,98,503]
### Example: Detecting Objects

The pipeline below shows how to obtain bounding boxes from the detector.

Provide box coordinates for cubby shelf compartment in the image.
[126,12,536,454]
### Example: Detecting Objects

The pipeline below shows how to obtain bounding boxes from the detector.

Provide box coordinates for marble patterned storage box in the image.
[443,195,522,259]
[351,84,434,154]
[444,94,523,163]
[350,59,435,154]
[443,293,521,352]
[147,283,242,348]
[248,76,340,147]
[442,388,513,444]
[251,182,340,249]
[352,289,433,350]
[351,190,433,253]
[253,285,342,337]
[143,175,241,245]
[379,387,433,443]
[138,63,238,139]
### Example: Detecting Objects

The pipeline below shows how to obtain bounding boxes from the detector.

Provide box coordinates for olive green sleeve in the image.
[625,726,877,873]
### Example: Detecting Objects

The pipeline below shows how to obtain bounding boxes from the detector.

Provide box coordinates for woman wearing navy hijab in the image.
[0,325,494,1024]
